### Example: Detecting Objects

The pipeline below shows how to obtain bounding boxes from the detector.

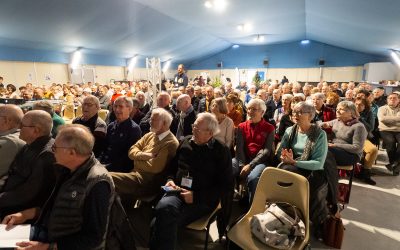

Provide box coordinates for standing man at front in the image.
[150,113,233,250]
[174,64,188,88]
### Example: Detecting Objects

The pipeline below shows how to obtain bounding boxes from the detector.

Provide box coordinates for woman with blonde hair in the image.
[210,97,235,148]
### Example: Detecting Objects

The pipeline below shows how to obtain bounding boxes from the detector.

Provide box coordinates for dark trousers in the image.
[380,131,400,164]
[278,164,328,225]
[328,147,359,166]
[149,193,214,250]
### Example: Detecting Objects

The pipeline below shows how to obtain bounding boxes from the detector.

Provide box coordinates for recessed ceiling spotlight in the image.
[237,23,252,32]
[301,39,310,45]
[204,1,212,8]
[232,44,240,49]
[254,35,265,42]
[213,0,227,12]
[204,0,227,12]
[243,23,252,31]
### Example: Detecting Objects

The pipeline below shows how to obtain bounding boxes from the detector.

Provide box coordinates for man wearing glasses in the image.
[0,105,26,190]
[0,110,56,220]
[73,95,107,157]
[150,113,233,250]
[2,125,115,249]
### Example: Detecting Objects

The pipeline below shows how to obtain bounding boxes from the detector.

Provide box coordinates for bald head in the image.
[24,110,53,136]
[57,124,94,156]
[176,94,191,112]
[0,105,24,132]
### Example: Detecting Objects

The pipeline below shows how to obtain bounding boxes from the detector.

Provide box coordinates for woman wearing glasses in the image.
[277,101,329,238]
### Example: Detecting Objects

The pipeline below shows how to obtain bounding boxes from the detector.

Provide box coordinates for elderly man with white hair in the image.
[111,108,179,206]
[172,94,196,140]
[233,98,275,204]
[150,113,233,250]
[73,95,107,157]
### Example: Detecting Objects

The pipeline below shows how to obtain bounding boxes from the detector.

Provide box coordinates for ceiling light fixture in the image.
[127,55,137,72]
[390,50,400,67]
[204,1,212,8]
[162,59,172,73]
[204,0,227,12]
[237,23,252,32]
[254,35,265,42]
[232,44,240,49]
[70,48,82,69]
[301,40,310,45]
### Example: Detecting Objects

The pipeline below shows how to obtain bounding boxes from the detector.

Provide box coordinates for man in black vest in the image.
[2,124,115,250]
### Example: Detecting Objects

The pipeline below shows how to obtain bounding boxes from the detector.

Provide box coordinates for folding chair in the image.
[98,109,109,121]
[228,167,310,250]
[337,164,355,210]
[63,104,75,122]
[75,105,83,117]
[186,203,222,250]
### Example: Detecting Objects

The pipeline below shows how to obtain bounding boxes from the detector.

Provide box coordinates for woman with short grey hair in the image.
[322,100,367,167]
[277,101,329,238]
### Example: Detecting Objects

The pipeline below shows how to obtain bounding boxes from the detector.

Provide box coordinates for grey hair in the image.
[0,104,23,127]
[57,124,94,156]
[83,95,100,109]
[25,110,53,136]
[211,97,228,114]
[131,97,140,108]
[114,96,133,108]
[247,98,266,114]
[282,94,294,100]
[196,112,220,136]
[151,108,173,127]
[177,94,191,104]
[293,102,316,120]
[33,100,55,116]
[337,101,360,118]
[312,93,326,101]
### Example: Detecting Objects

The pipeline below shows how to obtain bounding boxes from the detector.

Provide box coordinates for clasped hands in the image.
[165,180,193,204]
[280,148,296,165]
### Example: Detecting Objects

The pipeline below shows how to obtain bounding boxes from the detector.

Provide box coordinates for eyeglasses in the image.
[82,103,96,107]
[292,111,309,116]
[20,123,36,129]
[191,124,209,133]
[247,107,261,112]
[51,144,73,152]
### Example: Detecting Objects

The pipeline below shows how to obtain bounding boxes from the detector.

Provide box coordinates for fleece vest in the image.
[47,155,114,246]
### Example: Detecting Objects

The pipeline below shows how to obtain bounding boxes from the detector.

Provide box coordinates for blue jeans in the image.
[149,193,213,250]
[232,158,266,204]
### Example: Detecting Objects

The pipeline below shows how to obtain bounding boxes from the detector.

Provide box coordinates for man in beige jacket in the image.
[111,108,179,207]
[378,92,400,175]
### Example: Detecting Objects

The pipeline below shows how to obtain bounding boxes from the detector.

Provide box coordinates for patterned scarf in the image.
[288,124,322,160]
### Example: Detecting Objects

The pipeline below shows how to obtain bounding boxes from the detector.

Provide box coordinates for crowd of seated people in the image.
[0,70,399,249]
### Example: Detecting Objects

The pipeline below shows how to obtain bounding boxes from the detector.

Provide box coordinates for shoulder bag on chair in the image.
[250,202,305,249]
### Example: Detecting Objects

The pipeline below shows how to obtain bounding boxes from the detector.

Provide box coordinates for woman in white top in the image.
[211,97,235,148]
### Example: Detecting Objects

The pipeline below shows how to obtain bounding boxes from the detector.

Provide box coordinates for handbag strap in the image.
[267,202,301,227]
